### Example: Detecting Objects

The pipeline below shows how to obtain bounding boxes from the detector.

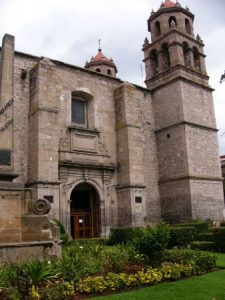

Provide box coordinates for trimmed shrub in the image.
[109,227,143,245]
[212,227,225,252]
[197,232,214,242]
[133,223,170,264]
[191,241,215,251]
[168,226,197,248]
[53,219,68,244]
[173,220,208,233]
[163,249,216,273]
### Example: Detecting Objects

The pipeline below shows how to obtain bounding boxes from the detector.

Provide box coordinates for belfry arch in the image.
[70,182,101,239]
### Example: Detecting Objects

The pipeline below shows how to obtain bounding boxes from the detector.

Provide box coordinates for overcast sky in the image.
[0,0,224,153]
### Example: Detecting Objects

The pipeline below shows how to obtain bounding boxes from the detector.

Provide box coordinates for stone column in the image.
[199,54,207,75]
[169,43,184,67]
[158,51,165,73]
[0,34,16,179]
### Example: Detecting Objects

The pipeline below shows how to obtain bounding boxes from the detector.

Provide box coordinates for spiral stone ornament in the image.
[32,198,51,215]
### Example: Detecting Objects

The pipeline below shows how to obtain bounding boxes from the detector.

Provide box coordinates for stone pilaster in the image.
[0,34,17,180]
[27,58,60,209]
[114,83,146,227]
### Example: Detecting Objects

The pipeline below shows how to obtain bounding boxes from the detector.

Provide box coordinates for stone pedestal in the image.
[0,185,61,263]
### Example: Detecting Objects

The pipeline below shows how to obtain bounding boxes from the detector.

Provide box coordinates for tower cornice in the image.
[142,28,204,52]
[145,65,212,92]
[148,6,194,27]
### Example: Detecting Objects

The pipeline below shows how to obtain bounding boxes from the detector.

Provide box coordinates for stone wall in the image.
[160,179,192,223]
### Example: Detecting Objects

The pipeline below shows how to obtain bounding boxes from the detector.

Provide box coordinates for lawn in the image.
[93,252,225,300]
[209,251,225,268]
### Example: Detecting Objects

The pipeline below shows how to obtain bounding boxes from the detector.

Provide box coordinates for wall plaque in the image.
[0,149,11,165]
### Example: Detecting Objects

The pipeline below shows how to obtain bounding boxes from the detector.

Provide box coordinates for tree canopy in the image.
[220,71,225,83]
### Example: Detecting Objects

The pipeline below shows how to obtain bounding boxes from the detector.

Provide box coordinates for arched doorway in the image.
[70,182,100,239]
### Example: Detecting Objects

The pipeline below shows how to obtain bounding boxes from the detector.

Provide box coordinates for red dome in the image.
[162,0,176,8]
[92,49,109,63]
[85,48,117,72]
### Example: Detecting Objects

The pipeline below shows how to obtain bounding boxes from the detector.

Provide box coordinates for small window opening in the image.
[162,43,170,70]
[150,50,159,76]
[155,21,161,37]
[169,16,177,28]
[107,69,112,76]
[183,42,191,67]
[185,18,191,34]
[96,68,101,73]
[193,47,201,72]
[167,133,171,139]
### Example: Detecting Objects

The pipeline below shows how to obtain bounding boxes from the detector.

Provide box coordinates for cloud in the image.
[0,0,224,153]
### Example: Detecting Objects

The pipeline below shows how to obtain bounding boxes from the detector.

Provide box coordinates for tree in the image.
[220,71,225,83]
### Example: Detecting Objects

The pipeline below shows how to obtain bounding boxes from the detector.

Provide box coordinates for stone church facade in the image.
[0,0,224,240]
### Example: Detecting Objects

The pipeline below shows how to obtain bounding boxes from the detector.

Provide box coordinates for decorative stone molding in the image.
[0,99,13,116]
[32,198,51,215]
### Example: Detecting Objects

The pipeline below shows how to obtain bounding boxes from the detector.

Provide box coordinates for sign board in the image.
[0,149,11,165]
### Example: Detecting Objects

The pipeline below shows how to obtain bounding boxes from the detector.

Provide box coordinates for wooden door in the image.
[71,209,93,239]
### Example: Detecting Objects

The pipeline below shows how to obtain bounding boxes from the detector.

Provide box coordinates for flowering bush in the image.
[39,281,74,300]
[75,262,198,294]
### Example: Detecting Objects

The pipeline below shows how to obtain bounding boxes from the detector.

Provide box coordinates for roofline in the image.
[8,48,151,94]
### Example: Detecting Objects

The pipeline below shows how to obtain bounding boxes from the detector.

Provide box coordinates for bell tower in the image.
[143,0,224,222]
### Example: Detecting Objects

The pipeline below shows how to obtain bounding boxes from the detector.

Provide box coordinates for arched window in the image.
[107,69,112,76]
[96,68,101,73]
[185,18,191,34]
[161,43,170,70]
[150,50,159,76]
[155,21,161,37]
[169,16,177,28]
[183,42,191,67]
[193,47,201,72]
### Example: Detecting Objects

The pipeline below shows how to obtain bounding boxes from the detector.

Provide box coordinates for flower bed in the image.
[75,252,216,296]
[0,222,218,299]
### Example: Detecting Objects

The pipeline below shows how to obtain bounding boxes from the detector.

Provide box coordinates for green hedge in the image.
[163,249,216,273]
[173,220,208,233]
[197,232,214,242]
[109,227,143,245]
[212,227,225,252]
[191,241,215,251]
[168,226,197,248]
